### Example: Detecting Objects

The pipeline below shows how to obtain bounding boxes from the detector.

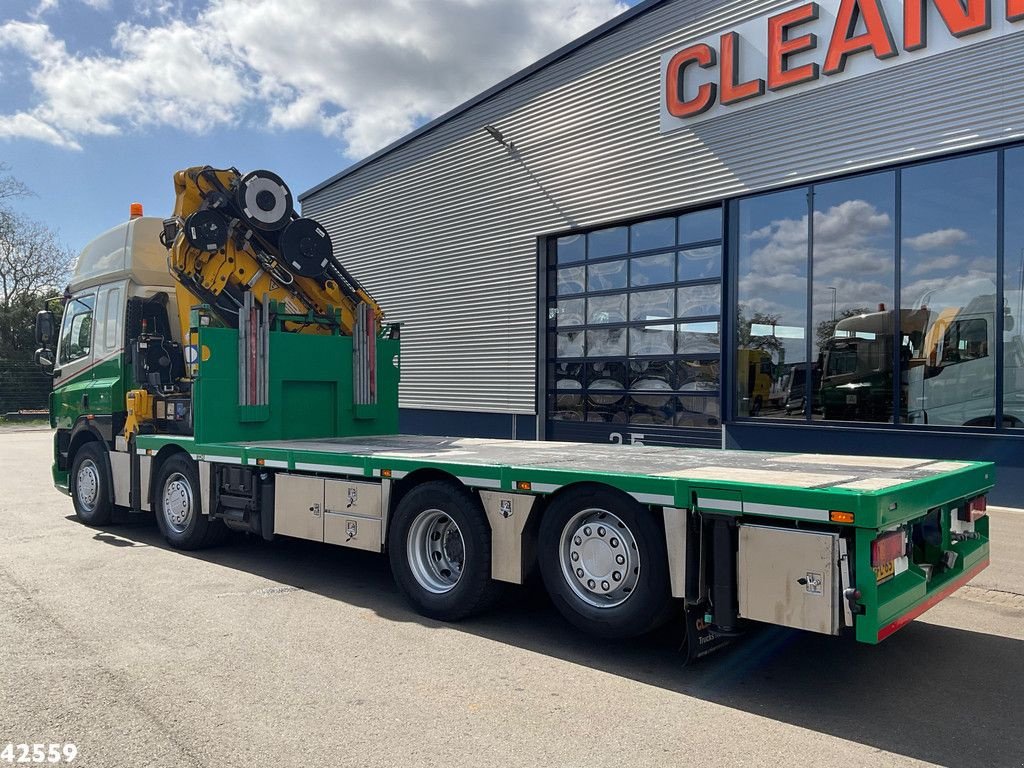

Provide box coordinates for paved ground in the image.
[1,429,1022,768]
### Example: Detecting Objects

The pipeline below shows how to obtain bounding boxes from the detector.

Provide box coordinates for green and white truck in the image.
[35,166,992,660]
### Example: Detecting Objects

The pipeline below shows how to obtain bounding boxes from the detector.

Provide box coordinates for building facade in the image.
[300,0,1024,501]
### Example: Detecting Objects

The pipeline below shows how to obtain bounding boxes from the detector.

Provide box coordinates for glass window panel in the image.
[549,362,584,390]
[677,359,720,392]
[555,329,584,358]
[587,293,627,325]
[556,234,585,264]
[586,328,626,357]
[677,284,721,318]
[630,217,675,252]
[629,394,676,426]
[588,259,627,291]
[587,397,627,423]
[630,359,674,390]
[103,288,121,351]
[901,152,997,427]
[588,361,628,391]
[548,393,583,421]
[677,396,721,428]
[678,321,720,354]
[630,252,675,286]
[1004,147,1024,428]
[735,188,808,418]
[588,226,628,259]
[810,171,896,423]
[678,245,721,281]
[58,294,95,365]
[630,289,674,322]
[679,208,722,245]
[549,298,584,327]
[556,266,585,296]
[629,324,675,356]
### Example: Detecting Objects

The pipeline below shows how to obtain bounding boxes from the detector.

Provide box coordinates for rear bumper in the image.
[876,556,989,642]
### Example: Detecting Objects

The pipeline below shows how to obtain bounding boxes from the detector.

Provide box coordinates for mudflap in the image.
[681,603,736,665]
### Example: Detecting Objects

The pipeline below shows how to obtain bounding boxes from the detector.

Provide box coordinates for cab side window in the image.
[58,295,95,365]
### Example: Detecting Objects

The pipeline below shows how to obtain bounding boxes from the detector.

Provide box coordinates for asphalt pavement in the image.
[1,428,1022,768]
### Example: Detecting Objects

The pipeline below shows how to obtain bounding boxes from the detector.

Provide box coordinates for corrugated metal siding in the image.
[302,0,1024,414]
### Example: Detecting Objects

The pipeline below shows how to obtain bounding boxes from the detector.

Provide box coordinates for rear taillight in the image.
[871,530,906,567]
[958,495,988,523]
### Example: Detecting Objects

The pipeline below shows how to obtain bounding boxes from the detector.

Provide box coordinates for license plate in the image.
[874,560,895,583]
[846,394,858,404]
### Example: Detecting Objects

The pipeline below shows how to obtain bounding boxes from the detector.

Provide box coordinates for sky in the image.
[0,0,634,254]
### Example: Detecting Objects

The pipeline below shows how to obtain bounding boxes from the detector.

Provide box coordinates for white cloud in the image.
[903,228,968,251]
[0,0,626,157]
[909,253,961,276]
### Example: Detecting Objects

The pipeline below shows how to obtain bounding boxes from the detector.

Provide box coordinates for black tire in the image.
[153,453,227,550]
[537,486,674,639]
[388,481,501,622]
[70,441,114,526]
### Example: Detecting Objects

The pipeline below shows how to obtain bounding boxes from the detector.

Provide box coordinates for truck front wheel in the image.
[71,442,114,526]
[538,487,674,639]
[154,454,226,550]
[388,481,501,621]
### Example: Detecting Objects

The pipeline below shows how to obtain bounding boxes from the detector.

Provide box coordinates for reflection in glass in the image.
[677,396,720,427]
[677,359,720,391]
[587,293,627,324]
[630,359,673,390]
[549,298,584,327]
[678,321,720,354]
[631,218,675,252]
[587,398,627,423]
[588,227,628,259]
[556,330,584,358]
[588,259,627,291]
[901,153,997,427]
[556,266,585,295]
[587,328,626,357]
[630,324,675,356]
[677,284,721,318]
[811,171,896,423]
[630,289,674,322]
[631,252,675,286]
[548,393,583,421]
[629,394,675,425]
[678,246,721,281]
[1004,148,1024,427]
[679,208,722,245]
[735,188,808,418]
[588,361,628,392]
[556,234,585,264]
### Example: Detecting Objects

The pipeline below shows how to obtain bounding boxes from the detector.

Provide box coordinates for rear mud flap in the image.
[682,603,735,664]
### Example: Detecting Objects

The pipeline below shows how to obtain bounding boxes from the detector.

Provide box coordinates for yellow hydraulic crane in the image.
[163,166,382,340]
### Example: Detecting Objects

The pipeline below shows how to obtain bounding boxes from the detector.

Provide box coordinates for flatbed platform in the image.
[135,434,993,529]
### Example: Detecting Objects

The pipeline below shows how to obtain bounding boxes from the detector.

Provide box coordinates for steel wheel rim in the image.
[76,458,100,512]
[406,508,466,594]
[162,472,195,534]
[559,508,640,608]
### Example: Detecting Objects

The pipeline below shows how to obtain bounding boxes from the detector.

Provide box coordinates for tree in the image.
[0,164,75,360]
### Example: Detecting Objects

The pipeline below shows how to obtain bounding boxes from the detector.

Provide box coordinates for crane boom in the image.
[163,166,382,341]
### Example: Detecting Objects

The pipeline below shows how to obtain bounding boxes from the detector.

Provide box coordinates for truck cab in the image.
[41,211,180,493]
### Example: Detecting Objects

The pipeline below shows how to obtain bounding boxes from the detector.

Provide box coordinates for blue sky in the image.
[0,0,635,255]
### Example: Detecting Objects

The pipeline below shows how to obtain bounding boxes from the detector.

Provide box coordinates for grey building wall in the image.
[301,0,1024,416]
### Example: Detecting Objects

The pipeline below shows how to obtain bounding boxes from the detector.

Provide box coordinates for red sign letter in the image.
[665,44,718,118]
[824,0,898,75]
[768,3,821,91]
[720,32,766,105]
[1010,0,1024,21]
[904,0,992,51]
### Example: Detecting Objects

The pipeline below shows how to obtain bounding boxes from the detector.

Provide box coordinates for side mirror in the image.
[35,347,54,370]
[35,310,56,347]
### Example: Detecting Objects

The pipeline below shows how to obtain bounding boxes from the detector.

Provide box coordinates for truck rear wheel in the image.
[388,481,501,621]
[538,487,674,639]
[154,454,226,550]
[71,442,114,526]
